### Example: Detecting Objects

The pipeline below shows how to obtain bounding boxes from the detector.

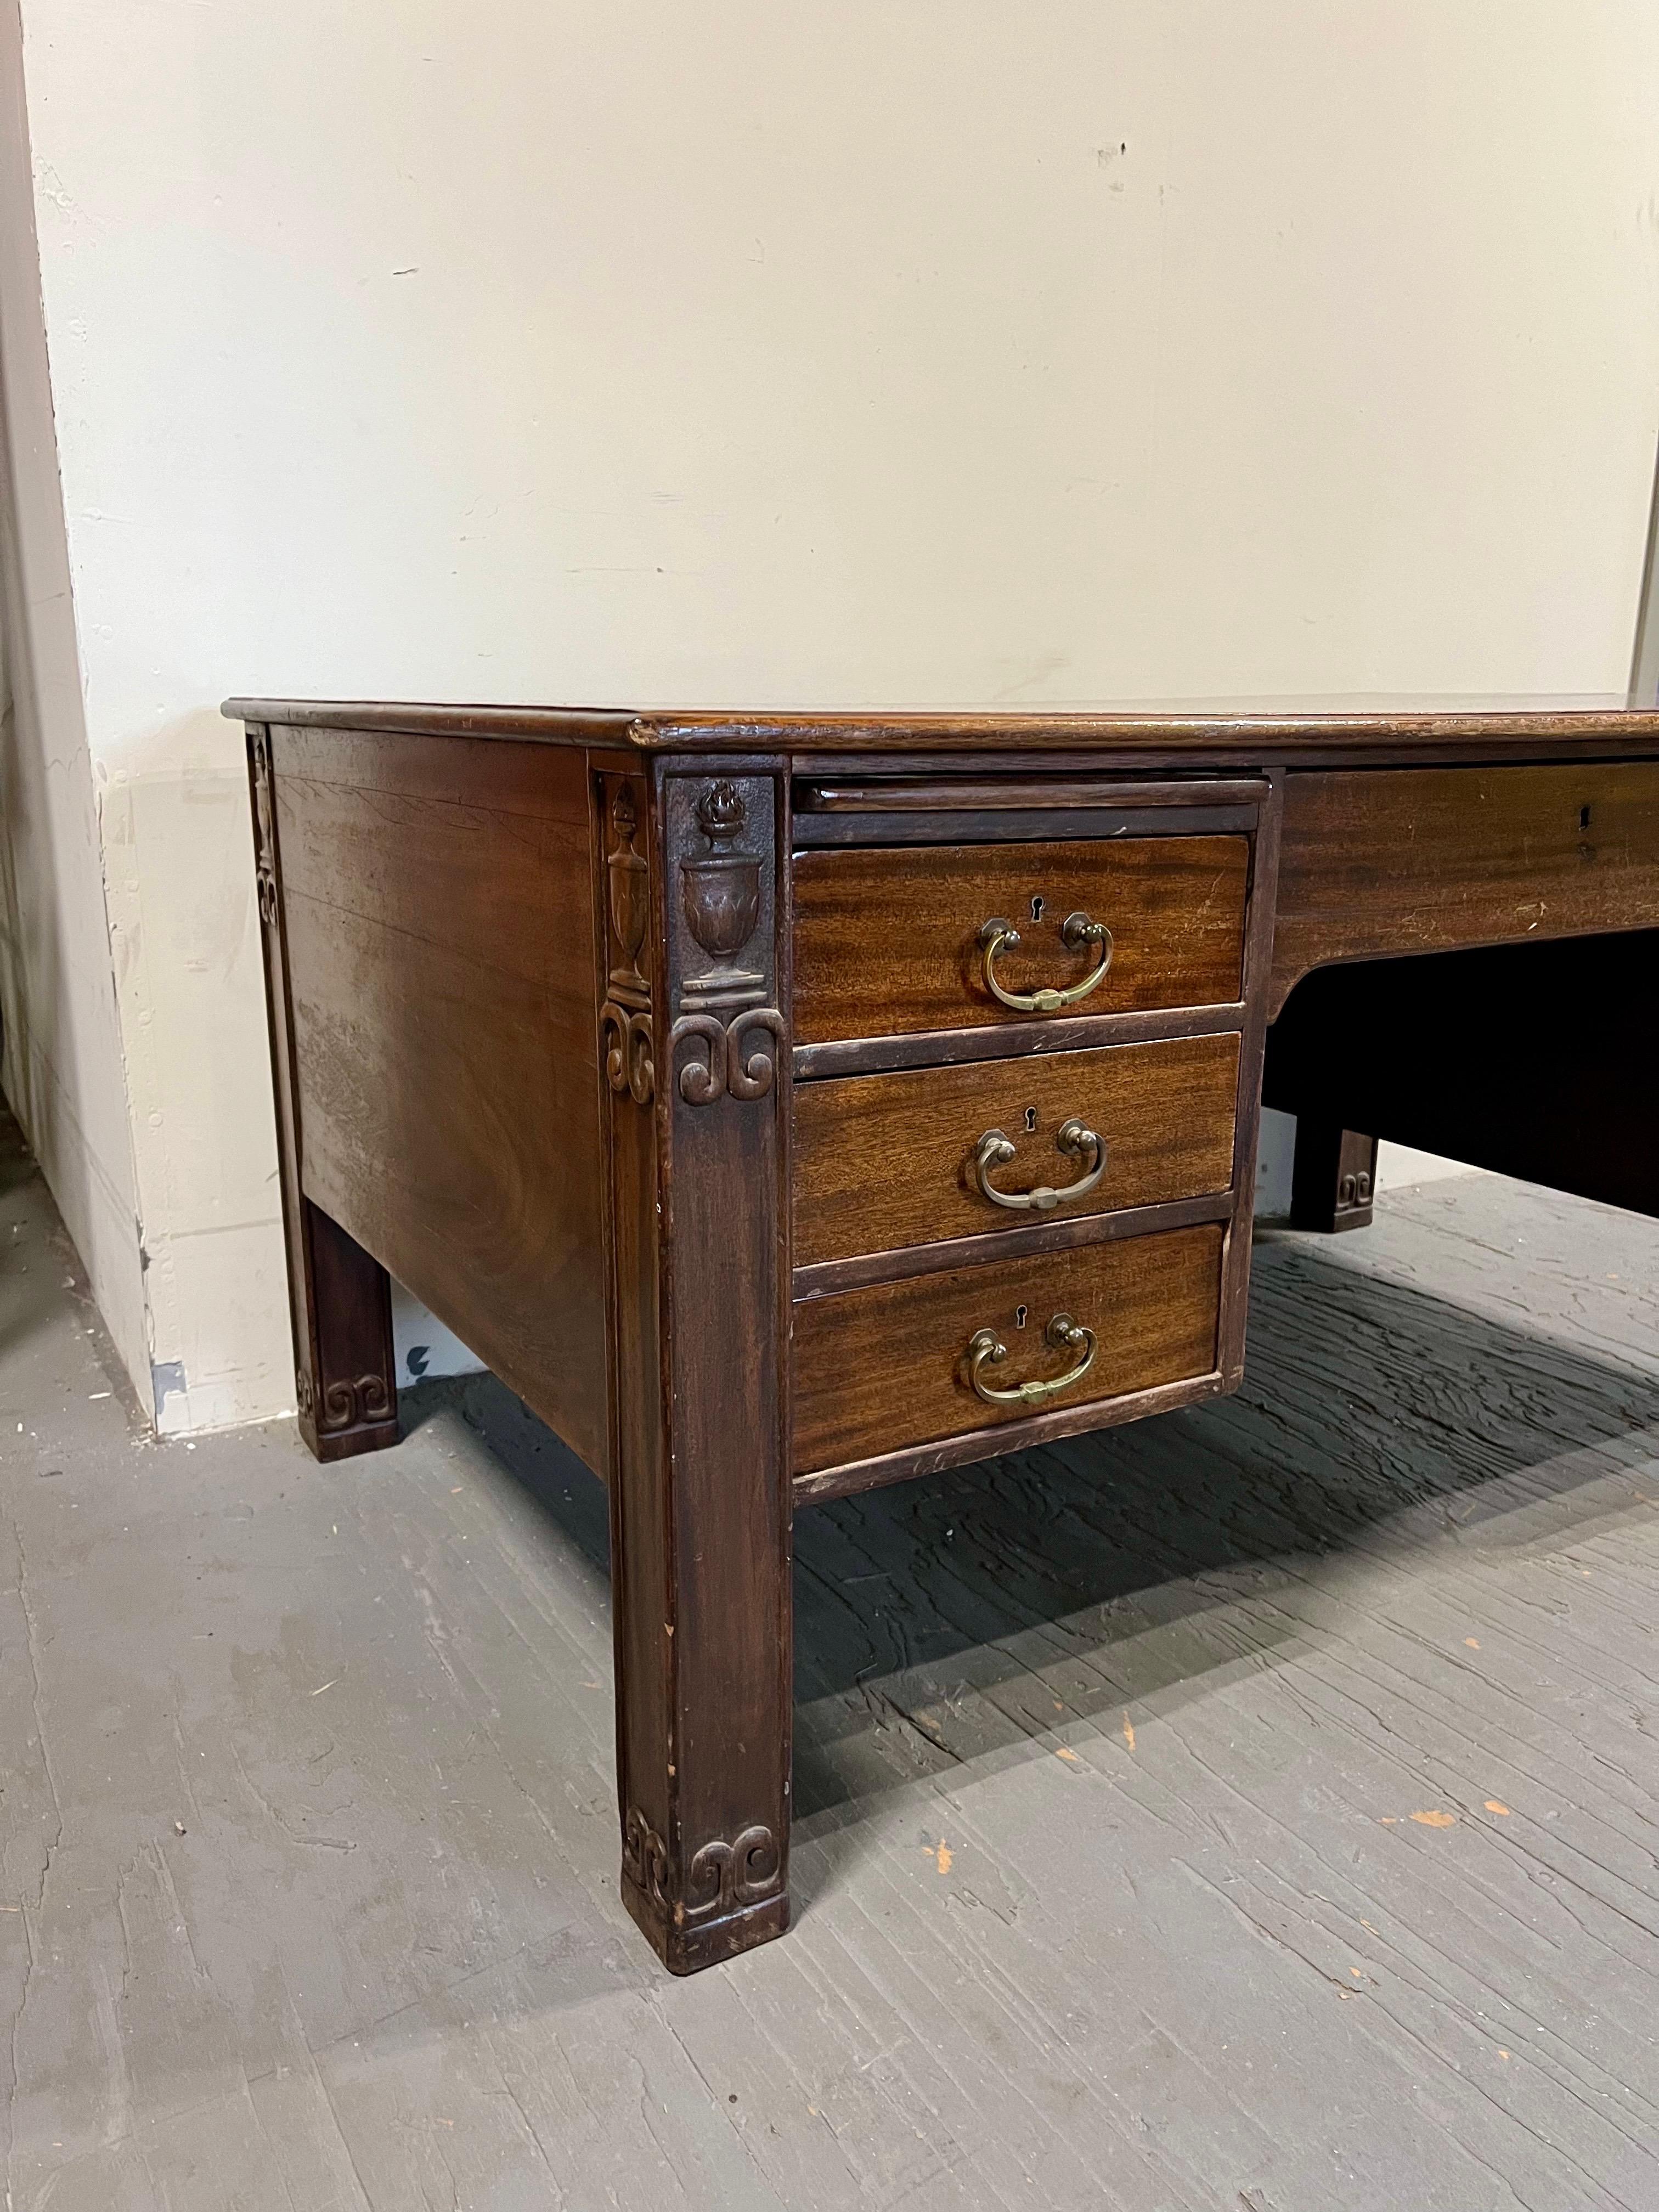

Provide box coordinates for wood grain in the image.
[792,1222,1224,1474]
[1271,761,1659,1014]
[792,1033,1240,1268]
[271,724,607,1472]
[794,836,1248,1043]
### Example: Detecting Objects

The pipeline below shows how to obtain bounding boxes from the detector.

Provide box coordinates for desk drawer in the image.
[793,836,1249,1044]
[793,1032,1240,1268]
[792,1222,1224,1474]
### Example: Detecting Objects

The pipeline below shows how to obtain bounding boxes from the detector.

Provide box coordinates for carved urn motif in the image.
[681,782,761,959]
[607,785,650,985]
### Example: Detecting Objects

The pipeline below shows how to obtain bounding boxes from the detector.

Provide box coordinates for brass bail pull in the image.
[973,1119,1107,1213]
[977,911,1113,1014]
[965,1313,1098,1406]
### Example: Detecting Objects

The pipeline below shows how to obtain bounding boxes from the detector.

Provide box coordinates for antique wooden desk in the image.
[227,698,1659,1972]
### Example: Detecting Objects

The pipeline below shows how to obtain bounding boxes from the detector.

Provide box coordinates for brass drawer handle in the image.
[977,911,1113,1013]
[966,1313,1097,1406]
[973,1118,1107,1213]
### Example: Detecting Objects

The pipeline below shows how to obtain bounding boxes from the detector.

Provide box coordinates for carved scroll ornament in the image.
[688,1823,782,1916]
[296,1370,393,1433]
[623,1808,671,1912]
[624,1809,782,1922]
[670,1006,785,1105]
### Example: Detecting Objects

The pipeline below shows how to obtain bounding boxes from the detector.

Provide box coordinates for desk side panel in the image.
[270,725,606,1471]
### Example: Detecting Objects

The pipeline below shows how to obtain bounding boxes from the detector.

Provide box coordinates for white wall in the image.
[7,1,1659,1426]
[0,1,148,1398]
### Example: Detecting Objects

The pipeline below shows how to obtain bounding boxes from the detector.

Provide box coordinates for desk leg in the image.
[1290,1119,1378,1233]
[599,766,792,1973]
[284,1198,399,1462]
[249,723,399,1463]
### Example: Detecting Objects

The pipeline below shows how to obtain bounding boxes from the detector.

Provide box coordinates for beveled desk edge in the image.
[224,697,1659,763]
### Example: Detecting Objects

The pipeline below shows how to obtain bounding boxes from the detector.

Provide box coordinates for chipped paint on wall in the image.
[391,1282,485,1387]
[150,1358,187,1421]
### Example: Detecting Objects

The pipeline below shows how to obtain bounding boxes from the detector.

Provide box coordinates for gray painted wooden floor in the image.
[3,1096,1657,2210]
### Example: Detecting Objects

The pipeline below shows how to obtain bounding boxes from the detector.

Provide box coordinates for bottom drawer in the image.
[792,1222,1225,1475]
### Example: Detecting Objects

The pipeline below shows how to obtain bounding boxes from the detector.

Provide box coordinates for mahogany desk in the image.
[227,699,1659,1973]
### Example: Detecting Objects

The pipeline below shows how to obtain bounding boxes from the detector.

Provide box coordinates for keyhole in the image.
[1014,1304,1029,1330]
[1024,1105,1038,1134]
[1579,804,1592,831]
[1030,894,1045,922]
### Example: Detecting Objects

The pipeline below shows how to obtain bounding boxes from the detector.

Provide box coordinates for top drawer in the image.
[793,835,1249,1045]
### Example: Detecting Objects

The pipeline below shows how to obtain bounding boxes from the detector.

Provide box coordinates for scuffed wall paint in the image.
[391,1283,483,1389]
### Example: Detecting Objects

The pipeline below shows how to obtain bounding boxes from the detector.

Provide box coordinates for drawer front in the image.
[793,836,1249,1043]
[793,1032,1240,1268]
[792,1223,1224,1473]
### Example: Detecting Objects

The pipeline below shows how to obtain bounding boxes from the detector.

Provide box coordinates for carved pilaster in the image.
[250,727,280,927]
[600,761,791,1972]
[668,777,785,1110]
[599,784,655,1106]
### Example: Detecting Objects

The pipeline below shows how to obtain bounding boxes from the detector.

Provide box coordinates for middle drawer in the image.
[793,1031,1241,1269]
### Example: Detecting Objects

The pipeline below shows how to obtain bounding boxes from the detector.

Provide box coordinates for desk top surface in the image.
[225,693,1659,763]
